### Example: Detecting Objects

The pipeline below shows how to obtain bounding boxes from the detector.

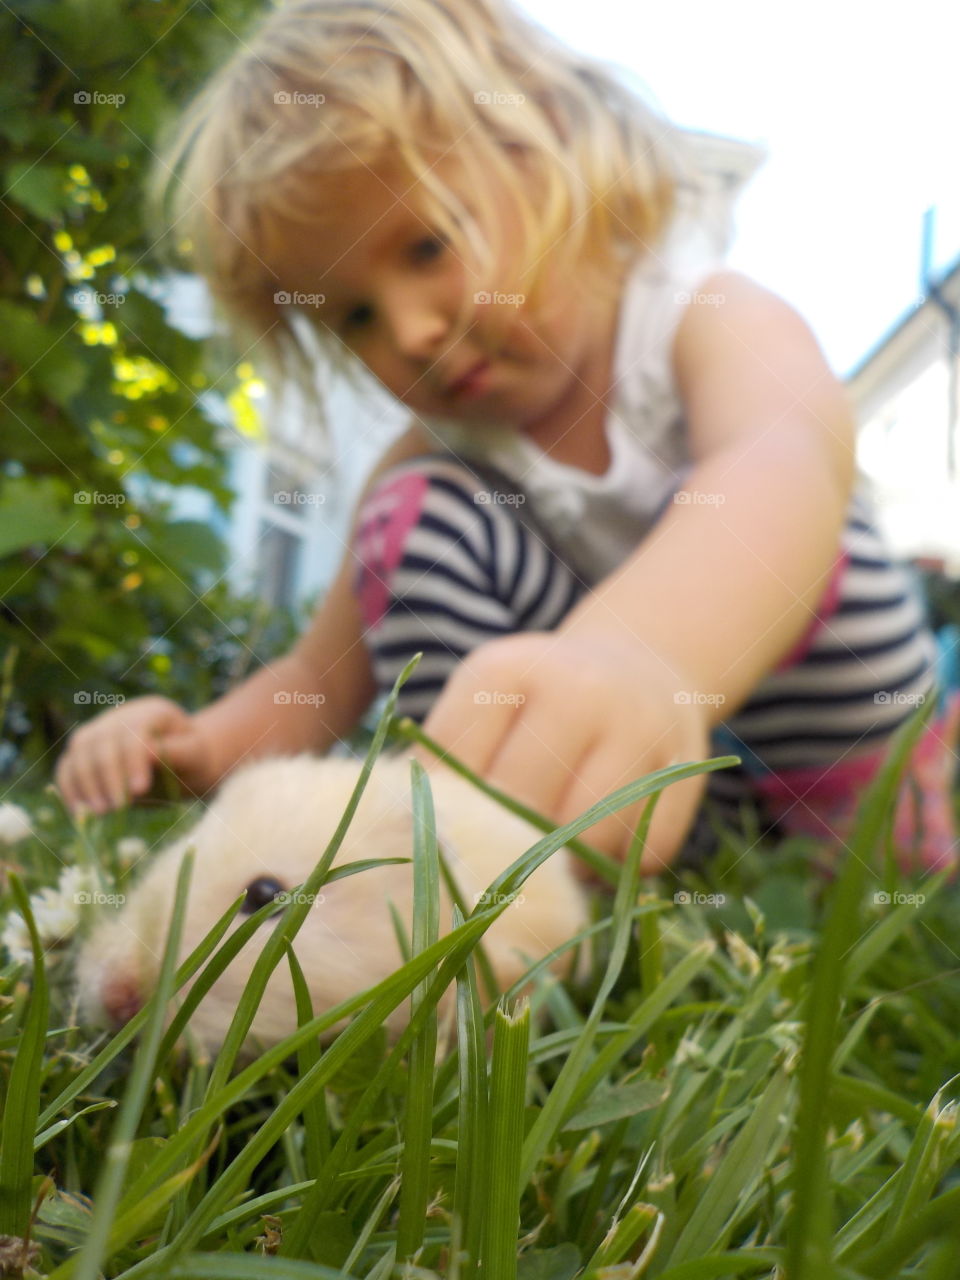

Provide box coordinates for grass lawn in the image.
[1,693,959,1279]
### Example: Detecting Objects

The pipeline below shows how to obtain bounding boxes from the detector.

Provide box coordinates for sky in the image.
[516,0,960,378]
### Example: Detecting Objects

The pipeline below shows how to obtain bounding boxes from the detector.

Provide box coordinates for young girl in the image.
[55,0,959,874]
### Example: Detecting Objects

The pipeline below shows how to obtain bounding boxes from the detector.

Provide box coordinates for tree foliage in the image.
[0,0,289,773]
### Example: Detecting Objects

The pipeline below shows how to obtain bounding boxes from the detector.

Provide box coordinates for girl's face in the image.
[262,164,619,438]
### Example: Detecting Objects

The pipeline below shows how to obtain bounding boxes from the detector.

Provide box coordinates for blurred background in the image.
[1,0,958,774]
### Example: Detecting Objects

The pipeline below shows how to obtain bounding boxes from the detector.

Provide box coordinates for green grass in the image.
[2,667,960,1278]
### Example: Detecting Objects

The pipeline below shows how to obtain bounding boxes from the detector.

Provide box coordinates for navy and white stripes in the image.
[353,456,939,835]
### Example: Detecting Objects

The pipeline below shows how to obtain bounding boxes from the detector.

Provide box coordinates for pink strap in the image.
[354,471,431,631]
[775,551,850,672]
[755,693,960,873]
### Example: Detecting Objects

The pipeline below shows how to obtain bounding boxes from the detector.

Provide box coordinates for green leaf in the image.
[562,1079,666,1131]
[0,475,95,557]
[4,162,67,220]
[517,1244,582,1280]
[0,300,88,406]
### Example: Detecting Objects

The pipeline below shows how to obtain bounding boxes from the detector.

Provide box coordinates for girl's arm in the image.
[415,274,857,867]
[57,420,434,811]
[559,269,857,720]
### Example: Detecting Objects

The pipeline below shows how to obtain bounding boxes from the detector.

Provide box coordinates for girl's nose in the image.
[383,288,451,361]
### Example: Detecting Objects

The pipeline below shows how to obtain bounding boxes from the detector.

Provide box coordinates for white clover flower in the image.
[116,836,148,866]
[0,803,33,845]
[0,865,98,969]
[0,911,33,968]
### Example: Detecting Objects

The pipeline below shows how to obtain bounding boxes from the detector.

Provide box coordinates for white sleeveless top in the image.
[417,201,729,583]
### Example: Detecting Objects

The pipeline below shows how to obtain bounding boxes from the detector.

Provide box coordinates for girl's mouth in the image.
[446,359,492,401]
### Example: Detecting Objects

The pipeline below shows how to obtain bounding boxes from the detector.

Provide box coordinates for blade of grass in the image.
[287,943,330,1173]
[0,876,50,1237]
[665,1065,793,1266]
[852,1186,960,1277]
[166,1256,360,1278]
[38,890,247,1130]
[784,701,933,1280]
[61,848,195,1280]
[396,716,739,888]
[341,1176,402,1276]
[881,1085,960,1238]
[654,1249,783,1279]
[452,905,488,1279]
[518,785,658,1187]
[199,655,424,1098]
[479,1000,530,1280]
[395,759,441,1263]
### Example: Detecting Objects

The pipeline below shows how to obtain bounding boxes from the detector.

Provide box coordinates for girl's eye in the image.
[411,233,448,264]
[342,302,374,331]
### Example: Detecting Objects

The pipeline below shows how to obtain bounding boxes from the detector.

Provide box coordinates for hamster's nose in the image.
[100,974,143,1027]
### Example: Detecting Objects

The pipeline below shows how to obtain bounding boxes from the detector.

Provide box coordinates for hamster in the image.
[75,753,589,1055]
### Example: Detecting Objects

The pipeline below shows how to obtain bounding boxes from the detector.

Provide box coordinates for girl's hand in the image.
[56,696,217,815]
[416,631,712,873]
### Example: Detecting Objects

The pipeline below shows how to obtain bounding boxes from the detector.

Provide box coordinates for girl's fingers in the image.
[418,659,518,779]
[480,695,591,824]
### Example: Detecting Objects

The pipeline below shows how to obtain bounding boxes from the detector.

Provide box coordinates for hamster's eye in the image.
[241,876,286,913]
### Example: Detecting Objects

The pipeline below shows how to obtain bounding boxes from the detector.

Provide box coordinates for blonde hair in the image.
[150,0,700,405]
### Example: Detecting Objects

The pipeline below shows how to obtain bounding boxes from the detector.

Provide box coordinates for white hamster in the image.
[75,753,589,1054]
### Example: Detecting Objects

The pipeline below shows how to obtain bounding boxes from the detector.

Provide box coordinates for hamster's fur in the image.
[75,754,589,1054]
